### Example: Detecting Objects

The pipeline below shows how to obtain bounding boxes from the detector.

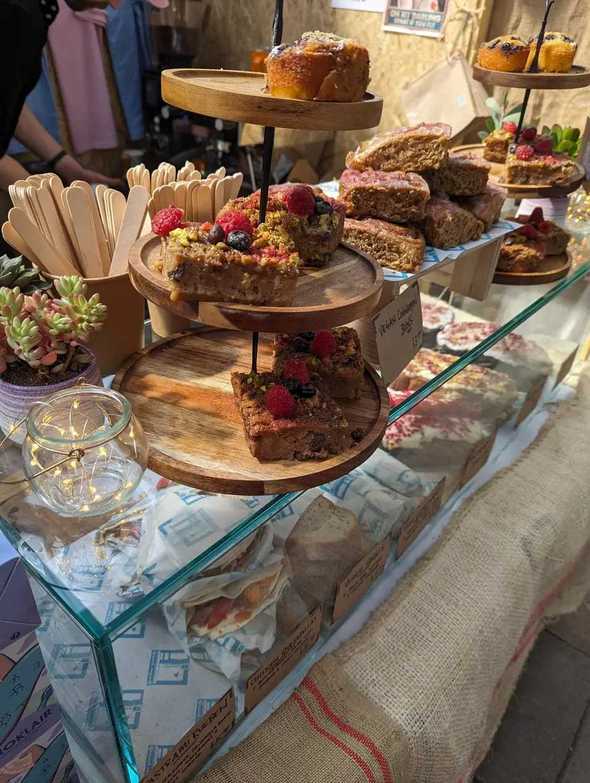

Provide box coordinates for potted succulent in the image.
[0,276,106,441]
[0,253,52,294]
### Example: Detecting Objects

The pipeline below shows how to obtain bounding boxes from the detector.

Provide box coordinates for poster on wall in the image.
[383,0,450,38]
[332,0,386,10]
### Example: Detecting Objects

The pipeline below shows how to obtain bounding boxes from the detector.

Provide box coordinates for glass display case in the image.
[1,236,589,783]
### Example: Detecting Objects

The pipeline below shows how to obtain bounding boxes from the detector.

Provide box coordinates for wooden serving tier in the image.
[472,64,590,90]
[114,331,389,495]
[130,234,384,333]
[493,253,571,286]
[452,144,585,199]
[161,69,383,130]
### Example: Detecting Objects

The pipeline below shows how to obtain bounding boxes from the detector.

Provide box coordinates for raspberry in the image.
[529,207,544,224]
[515,144,535,161]
[533,136,553,155]
[152,207,184,236]
[538,220,552,234]
[216,210,254,236]
[282,358,310,384]
[502,121,518,135]
[282,185,316,217]
[518,224,539,240]
[264,384,296,419]
[519,127,537,142]
[310,330,337,358]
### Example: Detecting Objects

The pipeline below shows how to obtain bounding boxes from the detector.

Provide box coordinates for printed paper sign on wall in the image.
[332,0,386,10]
[383,0,450,37]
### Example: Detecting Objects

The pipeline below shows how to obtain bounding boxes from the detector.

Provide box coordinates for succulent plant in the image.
[540,125,581,158]
[0,254,51,294]
[0,275,106,377]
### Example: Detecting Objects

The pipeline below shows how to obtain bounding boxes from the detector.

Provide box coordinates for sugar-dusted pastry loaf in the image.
[456,183,506,231]
[266,31,370,102]
[344,217,425,273]
[346,123,452,174]
[421,197,484,249]
[430,152,490,197]
[339,168,430,223]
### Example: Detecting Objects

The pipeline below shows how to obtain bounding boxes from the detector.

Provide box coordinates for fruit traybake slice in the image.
[273,327,364,400]
[339,168,430,223]
[217,183,345,268]
[231,371,352,461]
[504,144,577,186]
[343,217,425,273]
[153,207,300,305]
[514,206,570,255]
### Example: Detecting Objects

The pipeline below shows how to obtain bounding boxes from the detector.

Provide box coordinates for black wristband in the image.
[47,150,67,171]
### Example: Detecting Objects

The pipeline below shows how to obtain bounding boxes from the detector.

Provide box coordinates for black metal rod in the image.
[258,0,284,224]
[515,0,555,141]
[516,88,532,140]
[251,331,259,374]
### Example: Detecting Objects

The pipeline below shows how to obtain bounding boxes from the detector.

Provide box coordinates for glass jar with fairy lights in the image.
[12,386,148,517]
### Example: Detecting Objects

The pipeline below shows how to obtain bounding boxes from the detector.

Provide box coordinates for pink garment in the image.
[48,0,118,154]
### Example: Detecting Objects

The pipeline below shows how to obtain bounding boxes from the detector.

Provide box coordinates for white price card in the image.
[332,0,386,11]
[374,283,422,387]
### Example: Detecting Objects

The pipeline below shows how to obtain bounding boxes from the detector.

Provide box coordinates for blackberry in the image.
[226,230,252,252]
[207,223,226,244]
[168,264,186,281]
[282,378,301,395]
[299,331,315,341]
[297,384,317,399]
[314,197,333,215]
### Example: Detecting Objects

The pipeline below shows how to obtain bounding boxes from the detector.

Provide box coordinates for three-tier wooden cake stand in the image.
[116,0,389,494]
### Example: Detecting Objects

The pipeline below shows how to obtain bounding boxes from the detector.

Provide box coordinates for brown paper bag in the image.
[400,54,489,139]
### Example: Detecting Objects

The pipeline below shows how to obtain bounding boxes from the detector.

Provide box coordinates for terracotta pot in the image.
[148,301,193,339]
[0,348,102,444]
[49,272,144,375]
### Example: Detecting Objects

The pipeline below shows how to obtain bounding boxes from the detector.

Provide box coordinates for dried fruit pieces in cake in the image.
[339,168,430,223]
[218,184,345,268]
[162,221,300,305]
[429,152,490,197]
[273,327,364,400]
[421,197,484,249]
[343,217,425,273]
[231,371,351,461]
[266,31,370,102]
[346,123,452,174]
[455,183,506,231]
[478,35,530,72]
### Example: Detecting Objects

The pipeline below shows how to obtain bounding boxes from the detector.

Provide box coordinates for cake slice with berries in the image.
[515,206,569,255]
[505,144,577,186]
[483,124,516,164]
[273,328,364,400]
[231,371,351,461]
[154,207,300,305]
[218,184,345,268]
[498,222,546,273]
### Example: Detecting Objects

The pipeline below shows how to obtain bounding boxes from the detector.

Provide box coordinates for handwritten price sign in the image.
[374,283,423,386]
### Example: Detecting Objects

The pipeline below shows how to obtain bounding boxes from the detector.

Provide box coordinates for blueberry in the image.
[283,378,301,394]
[315,197,333,215]
[297,384,317,399]
[168,263,186,281]
[299,331,315,341]
[292,337,311,353]
[207,223,226,244]
[226,230,252,252]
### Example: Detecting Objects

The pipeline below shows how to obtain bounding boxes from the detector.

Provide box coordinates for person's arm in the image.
[0,155,30,191]
[14,105,120,186]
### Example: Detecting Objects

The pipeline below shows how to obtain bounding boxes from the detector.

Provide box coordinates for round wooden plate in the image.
[129,234,384,333]
[161,69,383,131]
[114,331,389,495]
[472,64,590,90]
[493,253,571,285]
[452,144,585,199]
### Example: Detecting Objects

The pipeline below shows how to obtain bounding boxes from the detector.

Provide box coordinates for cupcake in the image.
[526,32,577,73]
[478,35,530,72]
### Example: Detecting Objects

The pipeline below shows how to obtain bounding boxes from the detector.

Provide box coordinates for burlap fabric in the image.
[197,371,590,783]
